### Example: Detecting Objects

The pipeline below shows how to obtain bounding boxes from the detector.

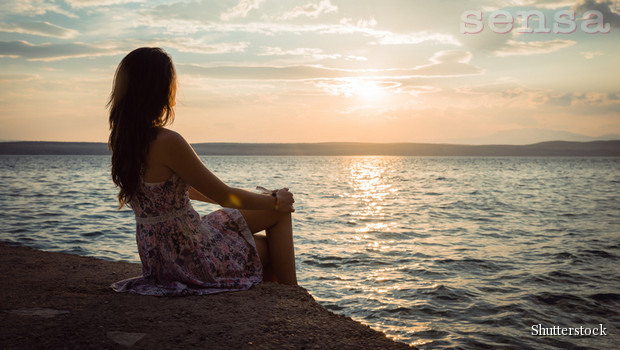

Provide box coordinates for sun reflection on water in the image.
[344,156,399,231]
[333,156,464,346]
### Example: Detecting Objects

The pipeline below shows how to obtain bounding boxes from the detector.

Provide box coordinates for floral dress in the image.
[111,173,263,296]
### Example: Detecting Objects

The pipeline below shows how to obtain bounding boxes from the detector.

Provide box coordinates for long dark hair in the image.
[108,47,177,208]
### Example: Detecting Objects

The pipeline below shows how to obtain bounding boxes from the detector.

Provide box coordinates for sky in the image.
[0,0,619,144]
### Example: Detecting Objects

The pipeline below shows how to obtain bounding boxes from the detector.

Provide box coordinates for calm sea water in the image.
[1,155,619,349]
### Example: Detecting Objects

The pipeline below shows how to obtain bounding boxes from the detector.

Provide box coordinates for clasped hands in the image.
[257,186,295,213]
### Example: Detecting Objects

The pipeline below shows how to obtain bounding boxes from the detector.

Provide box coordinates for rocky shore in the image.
[0,243,414,349]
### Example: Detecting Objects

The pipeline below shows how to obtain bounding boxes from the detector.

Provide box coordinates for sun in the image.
[351,80,386,101]
[319,78,391,101]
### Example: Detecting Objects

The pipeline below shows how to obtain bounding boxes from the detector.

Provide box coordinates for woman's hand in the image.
[275,188,295,213]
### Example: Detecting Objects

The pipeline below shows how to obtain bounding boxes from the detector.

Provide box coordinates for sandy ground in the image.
[0,243,415,349]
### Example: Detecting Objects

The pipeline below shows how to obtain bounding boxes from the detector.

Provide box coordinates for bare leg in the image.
[239,209,298,285]
[252,233,276,282]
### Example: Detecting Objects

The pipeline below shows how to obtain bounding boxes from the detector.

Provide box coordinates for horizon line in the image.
[2,139,620,147]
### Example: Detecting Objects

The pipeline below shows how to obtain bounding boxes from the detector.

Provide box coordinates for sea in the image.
[1,155,618,350]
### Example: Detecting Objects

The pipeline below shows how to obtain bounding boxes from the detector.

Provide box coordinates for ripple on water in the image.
[2,155,620,350]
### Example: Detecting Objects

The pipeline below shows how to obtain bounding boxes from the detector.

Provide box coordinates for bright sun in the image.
[352,80,385,101]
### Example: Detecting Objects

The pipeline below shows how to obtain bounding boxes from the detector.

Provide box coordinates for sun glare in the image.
[352,80,385,101]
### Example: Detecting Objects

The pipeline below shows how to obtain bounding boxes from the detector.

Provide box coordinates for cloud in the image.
[0,40,121,61]
[573,0,620,28]
[406,50,484,77]
[0,21,78,39]
[581,50,604,59]
[493,39,577,57]
[311,78,401,99]
[461,82,620,111]
[178,50,483,81]
[259,47,329,57]
[430,50,473,64]
[0,73,40,82]
[142,4,460,49]
[156,38,250,55]
[316,20,460,46]
[179,64,344,81]
[220,0,265,21]
[541,91,619,107]
[339,17,378,29]
[374,32,461,46]
[257,46,366,61]
[487,0,575,10]
[0,0,77,18]
[478,0,575,12]
[137,13,462,52]
[531,0,575,9]
[280,0,338,20]
[63,0,145,8]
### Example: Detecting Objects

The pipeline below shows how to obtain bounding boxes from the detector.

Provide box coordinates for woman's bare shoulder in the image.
[151,128,188,150]
[155,128,183,143]
[151,128,195,161]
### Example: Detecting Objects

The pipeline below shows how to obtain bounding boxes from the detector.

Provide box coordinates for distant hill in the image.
[0,140,619,156]
[0,142,110,155]
[451,128,620,145]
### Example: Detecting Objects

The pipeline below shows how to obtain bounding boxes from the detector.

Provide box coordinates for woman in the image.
[109,47,297,296]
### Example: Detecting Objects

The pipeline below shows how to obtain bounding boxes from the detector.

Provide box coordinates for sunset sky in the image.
[1,0,619,144]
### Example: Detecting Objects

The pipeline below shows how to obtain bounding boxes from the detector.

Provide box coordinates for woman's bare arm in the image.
[188,187,218,204]
[155,129,294,212]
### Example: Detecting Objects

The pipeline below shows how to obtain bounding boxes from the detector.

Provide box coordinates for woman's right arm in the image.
[157,130,294,212]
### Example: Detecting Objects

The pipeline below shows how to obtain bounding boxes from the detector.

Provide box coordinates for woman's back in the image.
[142,128,176,184]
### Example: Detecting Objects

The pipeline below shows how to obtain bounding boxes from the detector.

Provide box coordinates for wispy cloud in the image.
[257,46,366,61]
[492,0,575,9]
[493,39,577,57]
[259,46,335,57]
[0,37,251,61]
[63,0,144,8]
[430,50,473,64]
[0,73,41,82]
[0,0,78,18]
[136,14,461,50]
[220,0,266,21]
[479,0,575,11]
[156,38,250,55]
[0,40,122,61]
[280,0,338,20]
[374,32,461,46]
[63,0,145,8]
[312,78,401,99]
[0,21,78,39]
[581,50,604,59]
[339,17,377,29]
[406,50,484,77]
[179,49,483,81]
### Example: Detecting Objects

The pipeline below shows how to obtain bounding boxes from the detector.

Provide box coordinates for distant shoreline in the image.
[0,140,619,156]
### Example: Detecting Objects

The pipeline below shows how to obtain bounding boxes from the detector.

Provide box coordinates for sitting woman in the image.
[109,47,297,296]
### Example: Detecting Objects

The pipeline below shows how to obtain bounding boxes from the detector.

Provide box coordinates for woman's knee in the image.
[240,209,285,233]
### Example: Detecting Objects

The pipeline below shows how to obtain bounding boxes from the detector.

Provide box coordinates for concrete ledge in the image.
[0,243,414,349]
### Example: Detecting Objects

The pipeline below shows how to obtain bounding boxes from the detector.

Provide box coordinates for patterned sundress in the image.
[111,173,263,296]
